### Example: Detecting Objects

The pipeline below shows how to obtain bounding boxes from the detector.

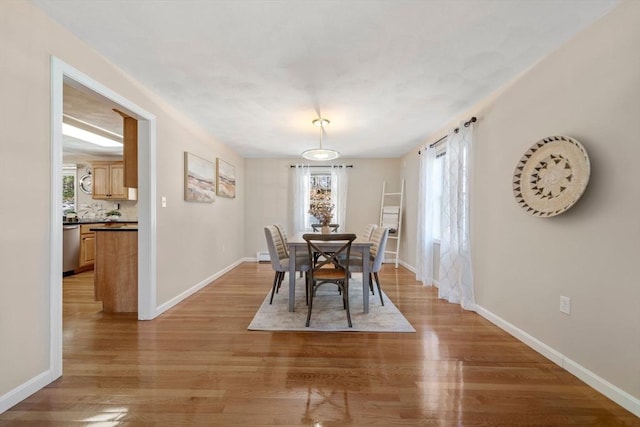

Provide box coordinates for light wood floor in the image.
[1,263,638,426]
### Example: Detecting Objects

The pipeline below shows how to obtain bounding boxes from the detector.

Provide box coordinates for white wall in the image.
[0,1,244,405]
[244,158,401,258]
[402,0,639,408]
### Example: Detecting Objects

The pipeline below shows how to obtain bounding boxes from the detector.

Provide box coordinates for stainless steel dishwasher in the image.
[63,224,80,275]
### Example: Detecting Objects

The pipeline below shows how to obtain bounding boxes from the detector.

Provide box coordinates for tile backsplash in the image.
[77,200,138,221]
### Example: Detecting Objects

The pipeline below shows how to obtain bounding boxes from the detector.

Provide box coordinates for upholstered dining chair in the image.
[359,223,378,241]
[275,224,304,278]
[348,227,389,306]
[264,225,310,304]
[303,233,357,327]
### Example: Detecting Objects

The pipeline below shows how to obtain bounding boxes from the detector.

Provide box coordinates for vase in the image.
[321,225,331,234]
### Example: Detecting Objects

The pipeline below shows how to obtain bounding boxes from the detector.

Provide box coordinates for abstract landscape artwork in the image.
[184,152,215,203]
[216,158,236,198]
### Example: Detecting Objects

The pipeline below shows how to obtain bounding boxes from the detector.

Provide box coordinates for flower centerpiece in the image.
[309,201,334,227]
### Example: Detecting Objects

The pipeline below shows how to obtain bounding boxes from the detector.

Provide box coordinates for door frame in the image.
[50,57,158,378]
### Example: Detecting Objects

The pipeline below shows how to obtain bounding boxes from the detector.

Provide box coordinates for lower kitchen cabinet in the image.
[79,225,95,269]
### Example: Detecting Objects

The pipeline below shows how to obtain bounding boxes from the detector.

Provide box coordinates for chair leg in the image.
[269,271,279,304]
[305,279,314,327]
[374,272,384,306]
[369,273,375,295]
[343,282,352,328]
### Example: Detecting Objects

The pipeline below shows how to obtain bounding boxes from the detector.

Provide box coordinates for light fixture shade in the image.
[302,117,339,161]
[301,148,340,161]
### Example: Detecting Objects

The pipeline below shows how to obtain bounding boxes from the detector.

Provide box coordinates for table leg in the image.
[362,246,370,314]
[288,245,296,312]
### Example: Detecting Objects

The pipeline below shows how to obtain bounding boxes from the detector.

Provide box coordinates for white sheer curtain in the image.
[438,122,476,310]
[331,165,348,228]
[416,146,437,287]
[292,165,310,233]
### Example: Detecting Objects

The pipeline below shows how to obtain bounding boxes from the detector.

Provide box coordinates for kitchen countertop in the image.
[63,219,138,226]
[90,225,138,232]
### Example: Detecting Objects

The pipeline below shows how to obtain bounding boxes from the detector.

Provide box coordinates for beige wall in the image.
[244,158,401,258]
[3,0,638,414]
[402,0,640,403]
[0,1,244,400]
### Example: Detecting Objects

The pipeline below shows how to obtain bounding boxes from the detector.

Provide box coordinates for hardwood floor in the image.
[0,263,638,426]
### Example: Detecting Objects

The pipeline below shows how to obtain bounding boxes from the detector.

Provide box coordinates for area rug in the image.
[248,275,415,332]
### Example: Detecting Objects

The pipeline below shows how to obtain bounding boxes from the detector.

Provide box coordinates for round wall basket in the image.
[513,135,590,217]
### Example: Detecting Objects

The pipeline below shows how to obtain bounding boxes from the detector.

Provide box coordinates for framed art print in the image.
[216,158,236,198]
[184,152,215,203]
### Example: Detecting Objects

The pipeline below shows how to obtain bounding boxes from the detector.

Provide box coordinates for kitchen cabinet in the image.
[78,222,136,271]
[78,224,96,269]
[92,226,138,313]
[114,110,138,189]
[92,161,136,200]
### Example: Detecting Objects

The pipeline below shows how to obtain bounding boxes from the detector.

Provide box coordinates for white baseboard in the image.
[398,259,416,273]
[0,370,52,414]
[475,305,640,417]
[154,258,244,317]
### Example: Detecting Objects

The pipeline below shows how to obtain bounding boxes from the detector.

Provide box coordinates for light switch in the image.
[161,196,167,208]
[560,296,571,315]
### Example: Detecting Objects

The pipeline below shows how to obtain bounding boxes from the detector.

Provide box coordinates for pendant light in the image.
[301,118,339,161]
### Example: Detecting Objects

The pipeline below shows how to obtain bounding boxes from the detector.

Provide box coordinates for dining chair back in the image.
[274,224,289,257]
[303,233,357,327]
[265,226,310,305]
[360,223,377,241]
[349,227,389,306]
[264,226,288,304]
[311,223,340,232]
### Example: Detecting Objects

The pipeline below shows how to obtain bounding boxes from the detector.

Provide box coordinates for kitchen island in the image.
[91,225,138,313]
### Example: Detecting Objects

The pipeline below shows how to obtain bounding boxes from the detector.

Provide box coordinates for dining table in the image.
[287,233,373,314]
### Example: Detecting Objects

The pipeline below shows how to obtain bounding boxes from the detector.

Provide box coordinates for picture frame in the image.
[216,158,236,198]
[184,152,215,203]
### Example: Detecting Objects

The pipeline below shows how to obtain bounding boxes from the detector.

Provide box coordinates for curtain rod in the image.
[418,116,477,155]
[289,164,353,168]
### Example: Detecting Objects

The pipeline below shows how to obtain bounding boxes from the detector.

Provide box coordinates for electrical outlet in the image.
[560,296,571,315]
[161,196,167,208]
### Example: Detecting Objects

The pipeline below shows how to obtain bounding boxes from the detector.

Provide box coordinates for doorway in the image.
[50,57,157,379]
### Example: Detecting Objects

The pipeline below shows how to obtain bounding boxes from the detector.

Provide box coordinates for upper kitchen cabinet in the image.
[92,161,137,200]
[114,109,138,189]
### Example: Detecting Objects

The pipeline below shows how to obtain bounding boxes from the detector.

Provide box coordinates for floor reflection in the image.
[300,385,352,426]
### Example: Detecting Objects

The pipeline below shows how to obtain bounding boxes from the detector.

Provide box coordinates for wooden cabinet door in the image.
[92,161,130,200]
[109,163,128,199]
[92,163,110,199]
[79,232,95,267]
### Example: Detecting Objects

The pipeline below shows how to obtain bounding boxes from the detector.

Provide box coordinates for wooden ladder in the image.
[379,179,404,268]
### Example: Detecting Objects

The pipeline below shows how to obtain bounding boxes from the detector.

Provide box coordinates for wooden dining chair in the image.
[311,223,339,232]
[303,233,357,327]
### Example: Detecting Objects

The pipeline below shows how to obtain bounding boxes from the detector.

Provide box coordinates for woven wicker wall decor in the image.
[513,136,590,217]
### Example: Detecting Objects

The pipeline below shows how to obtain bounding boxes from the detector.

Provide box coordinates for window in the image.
[308,172,332,226]
[293,165,348,233]
[62,164,77,214]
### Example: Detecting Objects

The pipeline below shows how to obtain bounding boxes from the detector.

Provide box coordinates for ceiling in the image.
[63,81,125,158]
[35,0,619,159]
